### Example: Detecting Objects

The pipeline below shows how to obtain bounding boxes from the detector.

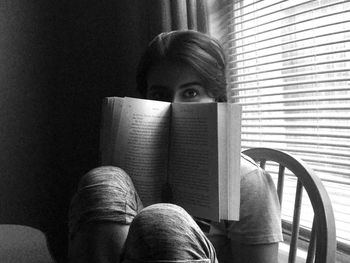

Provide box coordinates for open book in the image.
[100,97,242,221]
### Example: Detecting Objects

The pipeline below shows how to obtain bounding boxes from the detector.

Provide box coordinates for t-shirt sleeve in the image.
[227,155,283,244]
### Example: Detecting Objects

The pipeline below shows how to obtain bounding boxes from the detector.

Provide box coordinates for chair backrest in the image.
[242,147,336,263]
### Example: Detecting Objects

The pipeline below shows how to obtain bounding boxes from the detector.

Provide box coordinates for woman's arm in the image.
[222,155,283,263]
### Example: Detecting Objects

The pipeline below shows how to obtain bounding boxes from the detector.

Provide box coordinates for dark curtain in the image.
[144,0,209,41]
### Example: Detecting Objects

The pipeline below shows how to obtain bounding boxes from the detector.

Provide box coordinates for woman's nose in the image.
[171,93,183,103]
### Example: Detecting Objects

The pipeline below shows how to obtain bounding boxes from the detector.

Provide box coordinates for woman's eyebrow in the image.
[179,81,203,89]
[148,82,203,90]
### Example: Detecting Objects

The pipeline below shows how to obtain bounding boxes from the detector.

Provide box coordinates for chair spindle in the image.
[306,218,317,263]
[289,179,303,263]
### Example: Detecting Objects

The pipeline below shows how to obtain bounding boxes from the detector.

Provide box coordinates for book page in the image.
[112,97,171,206]
[99,97,124,165]
[227,104,241,220]
[218,103,241,221]
[168,103,220,221]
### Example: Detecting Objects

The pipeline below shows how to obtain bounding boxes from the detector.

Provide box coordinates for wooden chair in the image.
[242,147,336,263]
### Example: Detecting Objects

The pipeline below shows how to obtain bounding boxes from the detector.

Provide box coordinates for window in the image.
[210,0,350,252]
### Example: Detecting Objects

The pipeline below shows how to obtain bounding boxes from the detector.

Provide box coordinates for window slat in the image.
[231,58,350,78]
[232,69,350,85]
[242,104,350,112]
[232,79,350,90]
[237,95,350,106]
[241,137,350,148]
[242,122,350,129]
[228,48,350,71]
[243,130,349,138]
[232,39,350,64]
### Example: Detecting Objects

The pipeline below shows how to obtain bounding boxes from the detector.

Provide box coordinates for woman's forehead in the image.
[147,61,202,88]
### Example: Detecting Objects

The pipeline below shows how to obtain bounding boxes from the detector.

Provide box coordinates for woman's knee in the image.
[68,166,143,262]
[77,166,132,189]
[121,203,218,263]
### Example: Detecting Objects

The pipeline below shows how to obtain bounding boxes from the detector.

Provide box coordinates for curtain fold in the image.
[195,0,209,34]
[207,0,231,44]
[171,0,188,30]
[146,0,172,39]
[145,0,209,41]
[187,0,197,30]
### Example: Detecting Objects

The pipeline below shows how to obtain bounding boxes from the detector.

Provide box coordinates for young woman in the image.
[68,30,283,263]
[139,30,283,262]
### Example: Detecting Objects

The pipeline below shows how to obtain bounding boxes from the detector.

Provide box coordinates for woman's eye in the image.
[182,89,198,98]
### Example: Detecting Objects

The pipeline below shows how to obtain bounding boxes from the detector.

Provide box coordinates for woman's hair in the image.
[136,30,228,102]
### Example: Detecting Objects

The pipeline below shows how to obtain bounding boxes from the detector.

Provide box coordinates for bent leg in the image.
[68,223,129,263]
[121,203,218,263]
[68,166,143,263]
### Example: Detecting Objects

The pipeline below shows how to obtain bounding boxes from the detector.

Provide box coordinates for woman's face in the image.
[146,61,215,103]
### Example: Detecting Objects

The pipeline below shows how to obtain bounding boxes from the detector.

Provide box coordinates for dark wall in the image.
[0,1,148,261]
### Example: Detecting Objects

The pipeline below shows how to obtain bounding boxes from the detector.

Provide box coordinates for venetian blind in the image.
[219,0,350,247]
